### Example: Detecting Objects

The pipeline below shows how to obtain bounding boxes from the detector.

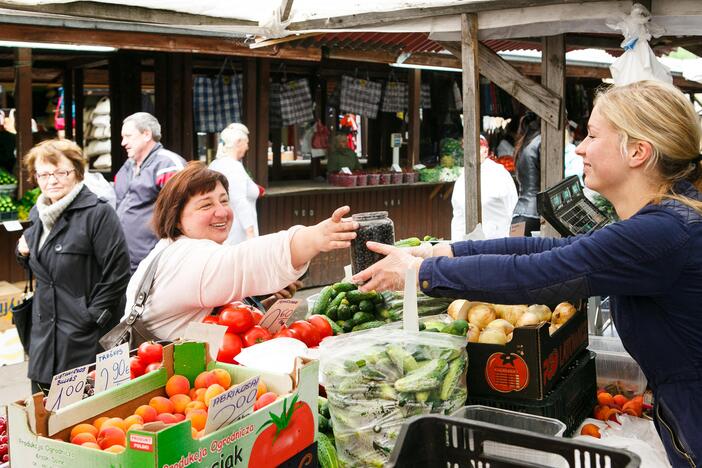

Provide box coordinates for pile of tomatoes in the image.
[203,302,333,364]
[129,342,164,379]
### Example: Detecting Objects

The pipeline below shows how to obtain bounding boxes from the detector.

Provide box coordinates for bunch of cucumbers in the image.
[311,282,396,334]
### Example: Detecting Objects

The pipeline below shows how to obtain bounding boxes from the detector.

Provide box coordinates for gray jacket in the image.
[115,143,185,271]
[19,186,131,383]
[513,134,541,219]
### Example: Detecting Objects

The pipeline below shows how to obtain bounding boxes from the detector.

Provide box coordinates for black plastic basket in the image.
[466,350,597,436]
[387,415,640,468]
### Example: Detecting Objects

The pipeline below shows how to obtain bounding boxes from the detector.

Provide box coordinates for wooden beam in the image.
[14,47,32,194]
[461,14,481,235]
[0,1,256,27]
[256,59,270,188]
[63,68,74,141]
[289,0,607,30]
[74,68,84,146]
[408,69,421,167]
[244,59,258,179]
[280,0,295,23]
[250,33,322,49]
[541,34,566,237]
[442,41,561,128]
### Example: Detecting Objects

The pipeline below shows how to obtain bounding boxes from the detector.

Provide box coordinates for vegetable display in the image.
[320,328,467,467]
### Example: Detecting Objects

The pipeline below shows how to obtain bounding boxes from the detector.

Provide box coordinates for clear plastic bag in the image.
[320,327,468,467]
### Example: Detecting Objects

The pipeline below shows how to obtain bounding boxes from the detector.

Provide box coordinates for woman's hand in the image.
[352,241,424,292]
[290,206,358,269]
[261,280,304,310]
[17,235,29,257]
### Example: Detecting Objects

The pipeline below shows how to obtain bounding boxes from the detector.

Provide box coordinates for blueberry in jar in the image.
[350,211,395,274]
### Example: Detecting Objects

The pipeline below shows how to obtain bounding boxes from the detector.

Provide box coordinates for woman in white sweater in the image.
[124,161,357,340]
[209,123,261,244]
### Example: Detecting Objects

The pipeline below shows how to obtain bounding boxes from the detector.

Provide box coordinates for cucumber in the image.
[351,320,385,332]
[327,292,346,312]
[346,289,378,304]
[337,304,352,321]
[320,315,343,335]
[394,358,449,393]
[440,357,466,401]
[317,432,340,468]
[415,391,430,403]
[318,396,330,418]
[313,286,335,315]
[351,311,374,324]
[326,306,339,321]
[332,282,357,293]
[358,299,374,313]
[386,344,418,374]
[318,413,333,433]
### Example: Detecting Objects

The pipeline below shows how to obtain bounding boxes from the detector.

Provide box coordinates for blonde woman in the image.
[354,81,702,467]
[209,123,261,245]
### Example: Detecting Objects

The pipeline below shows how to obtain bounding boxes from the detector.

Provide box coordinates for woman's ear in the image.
[628,140,653,168]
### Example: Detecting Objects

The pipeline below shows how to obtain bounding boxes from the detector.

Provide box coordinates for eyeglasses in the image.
[35,169,75,182]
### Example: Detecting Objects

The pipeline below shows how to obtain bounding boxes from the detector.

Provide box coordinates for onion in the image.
[494,304,527,325]
[447,299,471,321]
[526,304,552,322]
[549,323,562,335]
[552,302,577,325]
[468,303,497,329]
[485,318,515,335]
[467,323,480,343]
[478,328,508,345]
[516,311,544,327]
[507,332,513,343]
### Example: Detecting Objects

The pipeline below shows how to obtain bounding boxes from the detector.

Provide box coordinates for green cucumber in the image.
[332,282,357,293]
[317,432,339,468]
[394,359,449,392]
[358,299,374,313]
[351,320,385,332]
[440,357,466,400]
[346,289,378,304]
[313,286,335,315]
[320,315,342,335]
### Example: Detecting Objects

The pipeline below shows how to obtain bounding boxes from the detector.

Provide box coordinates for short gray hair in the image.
[123,112,162,142]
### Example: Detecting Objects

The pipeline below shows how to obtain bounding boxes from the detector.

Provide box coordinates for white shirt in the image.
[83,171,116,208]
[451,159,518,241]
[209,157,260,245]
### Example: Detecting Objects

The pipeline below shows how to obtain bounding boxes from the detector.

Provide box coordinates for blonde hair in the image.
[24,138,85,182]
[216,123,249,159]
[594,80,702,213]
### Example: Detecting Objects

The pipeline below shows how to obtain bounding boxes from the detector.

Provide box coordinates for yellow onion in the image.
[485,318,515,335]
[467,323,480,343]
[447,299,471,321]
[549,323,562,335]
[478,328,508,345]
[468,303,497,329]
[516,311,544,327]
[526,304,552,322]
[552,302,577,325]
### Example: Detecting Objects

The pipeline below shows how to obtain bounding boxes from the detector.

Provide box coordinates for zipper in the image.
[656,403,695,468]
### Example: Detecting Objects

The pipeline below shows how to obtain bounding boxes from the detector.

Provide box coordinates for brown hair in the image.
[152,161,229,239]
[23,138,85,181]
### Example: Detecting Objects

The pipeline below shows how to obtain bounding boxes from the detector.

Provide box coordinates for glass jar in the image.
[350,211,395,274]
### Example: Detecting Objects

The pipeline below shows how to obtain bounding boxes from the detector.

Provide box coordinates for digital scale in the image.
[537,176,609,237]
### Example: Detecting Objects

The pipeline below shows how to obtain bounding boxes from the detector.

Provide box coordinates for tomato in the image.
[274,326,299,340]
[130,356,145,379]
[242,326,273,347]
[250,308,264,325]
[218,306,255,334]
[249,396,314,467]
[217,332,243,364]
[254,392,278,411]
[202,314,219,324]
[137,342,163,365]
[145,362,162,373]
[306,315,333,340]
[289,320,321,347]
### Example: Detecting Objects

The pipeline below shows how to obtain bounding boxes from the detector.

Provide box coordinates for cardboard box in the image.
[466,301,589,400]
[0,281,24,332]
[8,341,318,467]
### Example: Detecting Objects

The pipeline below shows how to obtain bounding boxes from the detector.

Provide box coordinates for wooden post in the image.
[256,59,270,188]
[155,53,193,160]
[109,51,142,178]
[14,47,32,194]
[541,35,566,237]
[63,68,74,141]
[408,68,421,166]
[74,68,84,147]
[243,59,258,179]
[461,13,481,236]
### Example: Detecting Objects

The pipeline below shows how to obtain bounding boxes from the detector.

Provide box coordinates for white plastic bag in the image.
[607,3,671,86]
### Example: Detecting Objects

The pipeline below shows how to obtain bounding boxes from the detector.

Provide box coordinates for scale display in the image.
[537,176,609,236]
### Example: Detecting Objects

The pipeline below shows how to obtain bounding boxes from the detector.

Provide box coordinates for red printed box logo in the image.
[129,434,154,452]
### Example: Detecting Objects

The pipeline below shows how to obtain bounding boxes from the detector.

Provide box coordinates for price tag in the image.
[203,375,260,435]
[184,321,228,361]
[509,222,526,237]
[391,164,402,173]
[340,167,352,175]
[3,221,22,232]
[412,164,426,171]
[46,365,89,412]
[259,299,300,334]
[94,343,130,393]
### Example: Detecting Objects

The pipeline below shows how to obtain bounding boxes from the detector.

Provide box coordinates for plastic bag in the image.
[607,4,671,86]
[320,327,468,467]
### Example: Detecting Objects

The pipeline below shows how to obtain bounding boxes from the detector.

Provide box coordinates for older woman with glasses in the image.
[17,139,130,394]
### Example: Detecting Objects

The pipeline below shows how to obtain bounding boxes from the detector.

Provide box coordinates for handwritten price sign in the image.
[259,299,300,334]
[204,375,260,434]
[95,343,130,393]
[46,365,89,412]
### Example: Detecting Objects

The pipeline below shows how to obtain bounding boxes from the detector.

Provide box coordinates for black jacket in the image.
[513,134,541,219]
[18,186,130,383]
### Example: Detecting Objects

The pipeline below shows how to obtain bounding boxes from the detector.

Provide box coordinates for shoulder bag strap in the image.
[124,248,167,326]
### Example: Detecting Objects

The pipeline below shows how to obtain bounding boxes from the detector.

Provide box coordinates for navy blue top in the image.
[419,181,702,463]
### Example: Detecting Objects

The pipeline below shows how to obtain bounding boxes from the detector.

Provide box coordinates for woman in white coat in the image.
[209,123,261,244]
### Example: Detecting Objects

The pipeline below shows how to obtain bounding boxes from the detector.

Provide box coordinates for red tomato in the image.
[216,332,243,364]
[306,315,333,340]
[289,321,321,347]
[218,306,255,334]
[250,308,264,325]
[254,391,278,411]
[145,362,162,373]
[242,326,273,347]
[202,314,219,324]
[250,397,314,467]
[137,342,163,365]
[130,356,145,379]
[274,326,299,340]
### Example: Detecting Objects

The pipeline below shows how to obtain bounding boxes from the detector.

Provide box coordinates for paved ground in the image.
[0,286,325,412]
